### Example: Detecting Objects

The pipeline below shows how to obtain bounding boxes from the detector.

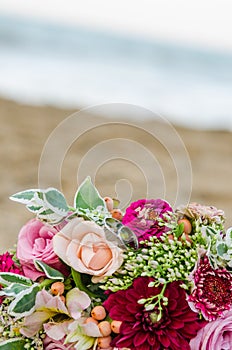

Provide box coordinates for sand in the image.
[0,97,232,253]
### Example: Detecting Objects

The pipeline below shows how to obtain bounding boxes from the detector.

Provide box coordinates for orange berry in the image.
[51,282,65,295]
[98,321,111,336]
[91,305,106,320]
[110,209,123,221]
[59,295,66,303]
[178,218,192,234]
[111,320,122,333]
[85,317,99,325]
[104,197,114,212]
[97,335,112,348]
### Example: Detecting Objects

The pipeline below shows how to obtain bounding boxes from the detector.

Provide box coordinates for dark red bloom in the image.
[122,199,172,243]
[0,251,23,304]
[104,277,203,350]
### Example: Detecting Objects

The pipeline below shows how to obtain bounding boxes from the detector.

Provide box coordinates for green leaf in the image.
[206,226,218,236]
[217,243,228,257]
[0,338,26,350]
[43,188,69,214]
[71,269,97,298]
[8,284,40,317]
[174,222,184,238]
[0,283,29,297]
[10,187,69,223]
[0,272,32,287]
[26,205,43,213]
[9,190,36,204]
[34,260,64,281]
[113,198,120,208]
[74,177,105,210]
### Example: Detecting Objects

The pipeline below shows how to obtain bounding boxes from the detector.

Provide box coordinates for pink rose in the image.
[17,219,68,280]
[190,310,232,350]
[53,218,123,283]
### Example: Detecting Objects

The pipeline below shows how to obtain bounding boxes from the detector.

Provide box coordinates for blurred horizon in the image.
[1,0,232,52]
[0,13,232,130]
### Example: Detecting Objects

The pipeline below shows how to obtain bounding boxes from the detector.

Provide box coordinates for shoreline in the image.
[0,97,231,252]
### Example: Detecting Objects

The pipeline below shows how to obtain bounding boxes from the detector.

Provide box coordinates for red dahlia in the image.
[104,277,203,350]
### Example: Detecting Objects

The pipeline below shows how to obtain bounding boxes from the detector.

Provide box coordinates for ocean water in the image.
[0,14,232,130]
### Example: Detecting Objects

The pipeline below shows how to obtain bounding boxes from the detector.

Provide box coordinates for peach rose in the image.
[53,218,123,282]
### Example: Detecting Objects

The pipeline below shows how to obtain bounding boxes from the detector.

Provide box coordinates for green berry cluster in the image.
[101,230,208,292]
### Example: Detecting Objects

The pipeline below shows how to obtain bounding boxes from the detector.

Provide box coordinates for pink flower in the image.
[176,203,225,226]
[104,277,203,350]
[20,288,91,337]
[53,218,123,283]
[188,255,232,321]
[17,219,68,281]
[43,335,75,350]
[122,199,172,242]
[190,310,232,350]
[0,251,23,304]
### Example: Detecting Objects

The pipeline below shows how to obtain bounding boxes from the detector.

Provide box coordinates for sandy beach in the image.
[0,97,232,253]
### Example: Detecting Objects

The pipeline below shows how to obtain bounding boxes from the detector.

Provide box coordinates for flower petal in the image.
[66,288,91,319]
[44,321,70,340]
[20,310,51,337]
[82,321,102,337]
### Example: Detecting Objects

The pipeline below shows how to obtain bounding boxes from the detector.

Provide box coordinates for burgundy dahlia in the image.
[188,255,232,321]
[122,199,172,242]
[0,251,23,304]
[104,277,203,350]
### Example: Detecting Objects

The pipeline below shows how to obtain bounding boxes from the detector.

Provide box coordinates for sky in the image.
[0,0,232,52]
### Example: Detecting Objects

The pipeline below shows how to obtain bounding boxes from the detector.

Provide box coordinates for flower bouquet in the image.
[1,176,232,350]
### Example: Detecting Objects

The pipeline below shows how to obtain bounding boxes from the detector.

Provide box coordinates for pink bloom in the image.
[188,255,232,321]
[190,310,232,350]
[20,288,91,337]
[43,335,75,350]
[122,199,172,242]
[176,203,225,226]
[0,251,23,303]
[104,277,203,350]
[17,219,68,280]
